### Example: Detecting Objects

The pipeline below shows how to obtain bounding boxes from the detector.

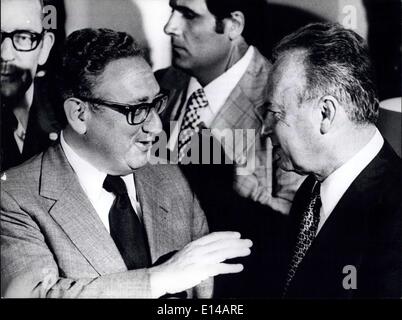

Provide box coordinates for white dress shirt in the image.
[60,132,142,233]
[167,46,255,150]
[317,128,384,234]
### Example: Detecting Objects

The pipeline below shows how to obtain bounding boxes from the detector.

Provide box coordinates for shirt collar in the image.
[320,128,384,219]
[60,131,107,201]
[60,132,137,201]
[186,46,255,116]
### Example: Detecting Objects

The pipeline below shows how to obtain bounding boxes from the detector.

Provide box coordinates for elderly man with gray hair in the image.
[259,22,401,298]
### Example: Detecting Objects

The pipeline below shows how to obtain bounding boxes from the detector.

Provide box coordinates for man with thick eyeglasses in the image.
[0,28,252,298]
[0,30,45,52]
[77,92,168,125]
[1,0,59,171]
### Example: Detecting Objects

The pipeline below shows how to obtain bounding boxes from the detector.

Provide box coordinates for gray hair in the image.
[273,22,379,125]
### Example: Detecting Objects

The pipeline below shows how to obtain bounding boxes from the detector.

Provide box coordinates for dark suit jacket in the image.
[1,78,63,171]
[276,141,402,298]
[0,143,212,298]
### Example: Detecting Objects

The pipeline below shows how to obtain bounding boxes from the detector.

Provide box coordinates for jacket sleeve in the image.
[1,189,153,298]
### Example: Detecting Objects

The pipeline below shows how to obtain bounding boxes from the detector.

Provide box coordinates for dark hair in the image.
[58,28,144,101]
[273,23,379,125]
[205,0,265,45]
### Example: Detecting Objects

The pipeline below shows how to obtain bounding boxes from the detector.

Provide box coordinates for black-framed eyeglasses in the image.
[78,92,168,125]
[1,30,45,52]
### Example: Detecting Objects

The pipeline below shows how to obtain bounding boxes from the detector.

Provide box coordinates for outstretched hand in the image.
[150,231,252,297]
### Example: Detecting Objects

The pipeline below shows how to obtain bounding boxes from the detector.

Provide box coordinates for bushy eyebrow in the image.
[1,29,42,34]
[170,3,199,17]
[125,91,165,104]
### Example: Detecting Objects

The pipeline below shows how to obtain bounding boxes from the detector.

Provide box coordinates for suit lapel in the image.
[169,87,188,123]
[134,166,173,263]
[160,75,189,147]
[40,144,127,275]
[210,49,270,163]
[310,143,393,250]
[210,87,259,164]
[211,49,268,129]
[294,143,396,279]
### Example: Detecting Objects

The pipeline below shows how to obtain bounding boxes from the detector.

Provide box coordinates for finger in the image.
[192,231,241,246]
[207,238,253,251]
[193,238,253,256]
[205,246,252,263]
[209,263,245,276]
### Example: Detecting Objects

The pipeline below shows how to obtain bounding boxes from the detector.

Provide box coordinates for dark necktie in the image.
[283,179,321,296]
[103,175,151,269]
[178,88,209,161]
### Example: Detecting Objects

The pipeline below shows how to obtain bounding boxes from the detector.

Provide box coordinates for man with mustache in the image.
[1,0,59,171]
[0,28,253,298]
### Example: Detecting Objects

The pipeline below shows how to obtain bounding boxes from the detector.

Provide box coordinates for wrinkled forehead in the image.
[1,0,43,32]
[269,50,307,99]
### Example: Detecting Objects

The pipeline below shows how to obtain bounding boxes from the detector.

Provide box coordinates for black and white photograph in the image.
[1,0,401,314]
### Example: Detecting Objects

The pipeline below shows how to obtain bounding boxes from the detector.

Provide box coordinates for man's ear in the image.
[38,31,55,66]
[225,11,245,40]
[64,98,89,135]
[319,95,338,134]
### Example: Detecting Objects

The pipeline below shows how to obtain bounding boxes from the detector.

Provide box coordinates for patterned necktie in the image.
[178,88,209,161]
[283,179,321,296]
[103,175,151,269]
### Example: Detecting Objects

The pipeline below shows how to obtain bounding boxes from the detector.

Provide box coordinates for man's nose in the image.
[1,38,16,61]
[164,11,181,36]
[143,108,163,135]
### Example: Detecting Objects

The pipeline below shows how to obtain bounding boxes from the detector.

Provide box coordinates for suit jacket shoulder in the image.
[1,144,211,298]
